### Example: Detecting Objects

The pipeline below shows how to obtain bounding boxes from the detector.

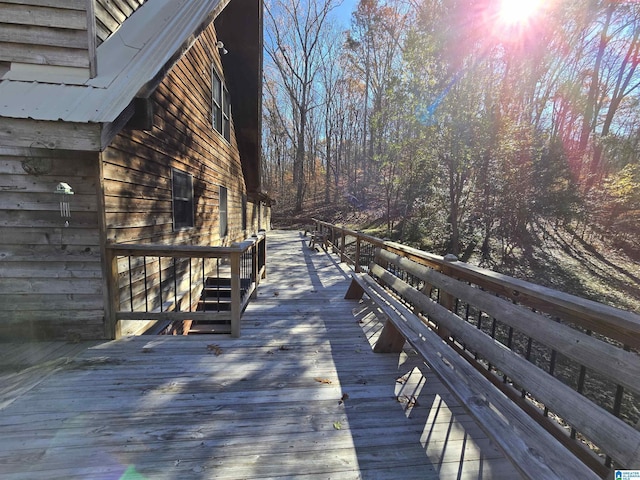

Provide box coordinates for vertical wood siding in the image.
[0,1,92,69]
[0,149,105,340]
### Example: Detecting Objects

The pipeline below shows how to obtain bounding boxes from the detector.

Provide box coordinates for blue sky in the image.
[333,0,358,28]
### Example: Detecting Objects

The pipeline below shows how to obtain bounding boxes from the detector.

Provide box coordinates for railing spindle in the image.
[128,256,134,312]
[158,256,163,313]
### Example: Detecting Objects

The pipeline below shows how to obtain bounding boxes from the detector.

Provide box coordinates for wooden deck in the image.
[0,230,522,479]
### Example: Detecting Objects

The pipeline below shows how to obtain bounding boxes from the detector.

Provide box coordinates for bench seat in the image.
[345,271,603,480]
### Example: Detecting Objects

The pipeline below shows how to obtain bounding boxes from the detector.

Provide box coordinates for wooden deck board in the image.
[0,230,522,479]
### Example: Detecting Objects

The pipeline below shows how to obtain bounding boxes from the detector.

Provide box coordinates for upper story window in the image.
[212,66,231,142]
[172,169,194,230]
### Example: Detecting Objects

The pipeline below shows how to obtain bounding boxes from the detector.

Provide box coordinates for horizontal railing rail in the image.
[312,218,640,476]
[105,232,266,338]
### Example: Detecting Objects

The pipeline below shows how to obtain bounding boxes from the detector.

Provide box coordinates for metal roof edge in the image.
[0,0,228,128]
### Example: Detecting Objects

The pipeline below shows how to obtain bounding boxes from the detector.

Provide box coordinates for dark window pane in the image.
[219,186,228,237]
[212,65,231,142]
[172,169,194,229]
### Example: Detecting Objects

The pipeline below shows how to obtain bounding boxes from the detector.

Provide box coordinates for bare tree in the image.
[264,0,338,212]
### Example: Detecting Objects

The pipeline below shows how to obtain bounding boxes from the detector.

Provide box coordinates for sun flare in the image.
[498,0,542,25]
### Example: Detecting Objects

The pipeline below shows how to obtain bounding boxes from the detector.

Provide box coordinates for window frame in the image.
[241,193,247,231]
[171,169,194,230]
[219,185,228,238]
[212,65,231,142]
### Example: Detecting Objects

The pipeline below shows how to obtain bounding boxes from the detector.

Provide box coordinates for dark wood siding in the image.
[0,148,104,340]
[102,21,250,247]
[101,19,258,335]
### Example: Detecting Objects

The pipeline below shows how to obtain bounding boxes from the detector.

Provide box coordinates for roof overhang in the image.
[216,0,263,195]
[0,0,230,151]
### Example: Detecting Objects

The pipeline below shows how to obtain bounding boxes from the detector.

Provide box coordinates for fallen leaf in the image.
[396,395,420,407]
[279,345,291,351]
[207,344,222,356]
[273,291,279,296]
[333,421,342,430]
[314,377,332,384]
[339,393,350,405]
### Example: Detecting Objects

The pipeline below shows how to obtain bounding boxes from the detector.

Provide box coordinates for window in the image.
[219,185,228,238]
[212,66,231,142]
[241,194,247,231]
[172,169,194,229]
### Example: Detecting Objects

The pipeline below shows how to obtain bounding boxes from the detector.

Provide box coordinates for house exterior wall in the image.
[0,147,105,340]
[101,19,263,337]
[0,0,94,71]
[0,3,264,341]
[102,21,252,247]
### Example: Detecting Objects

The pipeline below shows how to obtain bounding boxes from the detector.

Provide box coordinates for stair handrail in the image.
[105,232,267,338]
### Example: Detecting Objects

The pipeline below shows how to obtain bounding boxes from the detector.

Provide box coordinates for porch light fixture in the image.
[216,40,228,55]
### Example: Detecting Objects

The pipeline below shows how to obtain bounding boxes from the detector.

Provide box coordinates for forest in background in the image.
[260,0,640,307]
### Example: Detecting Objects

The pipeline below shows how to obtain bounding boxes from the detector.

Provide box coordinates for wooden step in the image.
[203,286,233,297]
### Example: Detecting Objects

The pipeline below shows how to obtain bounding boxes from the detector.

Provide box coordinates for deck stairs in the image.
[183,276,251,334]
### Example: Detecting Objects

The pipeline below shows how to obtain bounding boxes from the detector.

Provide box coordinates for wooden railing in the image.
[105,232,266,338]
[312,219,640,476]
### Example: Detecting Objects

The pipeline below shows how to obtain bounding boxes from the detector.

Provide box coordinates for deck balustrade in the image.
[312,218,640,476]
[105,232,266,338]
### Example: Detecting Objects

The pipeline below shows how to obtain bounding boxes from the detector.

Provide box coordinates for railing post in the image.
[355,235,362,273]
[438,253,458,340]
[259,230,267,279]
[251,240,259,299]
[340,227,346,262]
[230,250,241,338]
[104,247,121,339]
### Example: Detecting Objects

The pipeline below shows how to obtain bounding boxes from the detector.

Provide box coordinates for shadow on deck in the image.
[0,230,520,479]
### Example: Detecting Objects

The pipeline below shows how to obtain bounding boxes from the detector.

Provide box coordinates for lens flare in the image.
[498,0,542,26]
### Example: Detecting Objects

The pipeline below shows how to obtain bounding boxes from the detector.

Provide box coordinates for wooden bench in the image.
[344,249,640,480]
[308,230,328,250]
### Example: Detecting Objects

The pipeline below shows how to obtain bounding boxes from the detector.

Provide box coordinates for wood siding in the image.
[102,22,252,246]
[0,1,93,70]
[0,3,264,341]
[94,0,146,46]
[0,147,105,340]
[101,20,260,335]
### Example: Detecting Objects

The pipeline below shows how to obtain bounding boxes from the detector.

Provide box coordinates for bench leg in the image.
[344,278,365,300]
[373,319,406,353]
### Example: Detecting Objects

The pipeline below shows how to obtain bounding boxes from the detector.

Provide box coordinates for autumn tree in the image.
[264,0,338,212]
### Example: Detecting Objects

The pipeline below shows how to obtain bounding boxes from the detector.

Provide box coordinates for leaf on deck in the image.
[314,377,332,384]
[207,344,222,356]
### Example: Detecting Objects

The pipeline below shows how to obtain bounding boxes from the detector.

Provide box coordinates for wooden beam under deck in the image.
[0,230,522,479]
